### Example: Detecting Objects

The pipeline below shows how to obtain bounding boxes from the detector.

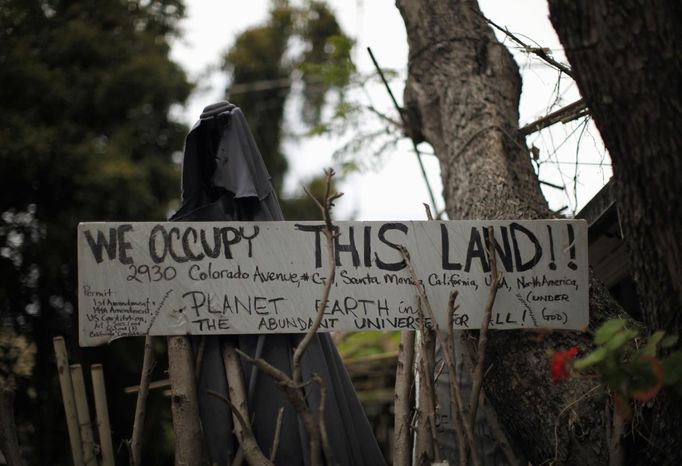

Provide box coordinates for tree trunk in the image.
[396,0,623,463]
[548,1,682,462]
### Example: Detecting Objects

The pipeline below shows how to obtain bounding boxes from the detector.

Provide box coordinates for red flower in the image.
[550,346,579,384]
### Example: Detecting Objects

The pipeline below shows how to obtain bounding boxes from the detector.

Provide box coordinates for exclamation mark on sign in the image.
[567,224,577,270]
[547,225,557,270]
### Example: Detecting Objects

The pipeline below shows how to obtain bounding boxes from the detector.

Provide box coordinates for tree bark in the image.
[548,1,682,462]
[396,1,623,463]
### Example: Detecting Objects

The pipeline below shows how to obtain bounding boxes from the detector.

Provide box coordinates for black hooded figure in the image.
[171,102,386,466]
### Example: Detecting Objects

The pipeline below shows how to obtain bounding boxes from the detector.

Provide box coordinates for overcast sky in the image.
[170,0,611,220]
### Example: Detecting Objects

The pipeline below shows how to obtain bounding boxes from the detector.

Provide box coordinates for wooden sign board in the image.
[77,220,588,346]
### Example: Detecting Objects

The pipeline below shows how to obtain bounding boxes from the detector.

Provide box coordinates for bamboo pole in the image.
[90,365,114,466]
[53,337,84,466]
[70,364,98,466]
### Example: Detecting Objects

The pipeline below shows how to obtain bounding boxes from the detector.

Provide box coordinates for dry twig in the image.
[467,227,501,432]
[294,168,342,385]
[129,335,155,466]
[227,169,341,466]
[367,47,439,215]
[520,99,588,136]
[415,298,441,463]
[312,374,334,466]
[206,386,273,466]
[269,407,285,463]
[218,340,274,466]
[399,246,479,466]
[236,350,322,466]
[482,15,573,77]
[392,329,415,466]
[444,291,471,466]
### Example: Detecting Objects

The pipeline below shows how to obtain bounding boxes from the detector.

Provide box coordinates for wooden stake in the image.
[90,365,114,466]
[167,335,202,466]
[70,364,98,466]
[53,337,84,466]
[392,330,415,466]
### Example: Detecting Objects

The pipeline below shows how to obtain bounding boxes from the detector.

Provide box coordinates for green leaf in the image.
[661,335,679,348]
[662,352,682,385]
[605,329,638,351]
[642,331,665,356]
[594,319,627,345]
[574,347,609,370]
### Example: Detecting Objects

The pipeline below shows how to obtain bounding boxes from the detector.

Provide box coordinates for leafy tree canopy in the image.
[0,1,191,463]
[223,0,353,217]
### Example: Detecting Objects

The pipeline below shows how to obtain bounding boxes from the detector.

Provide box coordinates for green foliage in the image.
[336,331,400,360]
[573,319,682,403]
[0,323,36,390]
[0,1,190,463]
[223,0,353,216]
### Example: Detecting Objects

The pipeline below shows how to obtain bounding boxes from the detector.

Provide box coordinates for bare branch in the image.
[467,226,501,433]
[398,247,480,466]
[367,47,440,215]
[130,335,155,466]
[236,349,322,466]
[392,329,415,466]
[224,170,340,466]
[520,99,588,136]
[423,203,434,221]
[482,15,574,77]
[364,104,402,128]
[312,374,334,466]
[417,298,441,463]
[221,341,275,466]
[294,169,339,385]
[445,291,469,466]
[269,408,285,463]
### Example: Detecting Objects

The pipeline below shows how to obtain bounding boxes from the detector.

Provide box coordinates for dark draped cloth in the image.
[170,101,385,466]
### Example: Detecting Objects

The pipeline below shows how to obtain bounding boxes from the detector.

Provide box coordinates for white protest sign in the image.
[77,220,588,346]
